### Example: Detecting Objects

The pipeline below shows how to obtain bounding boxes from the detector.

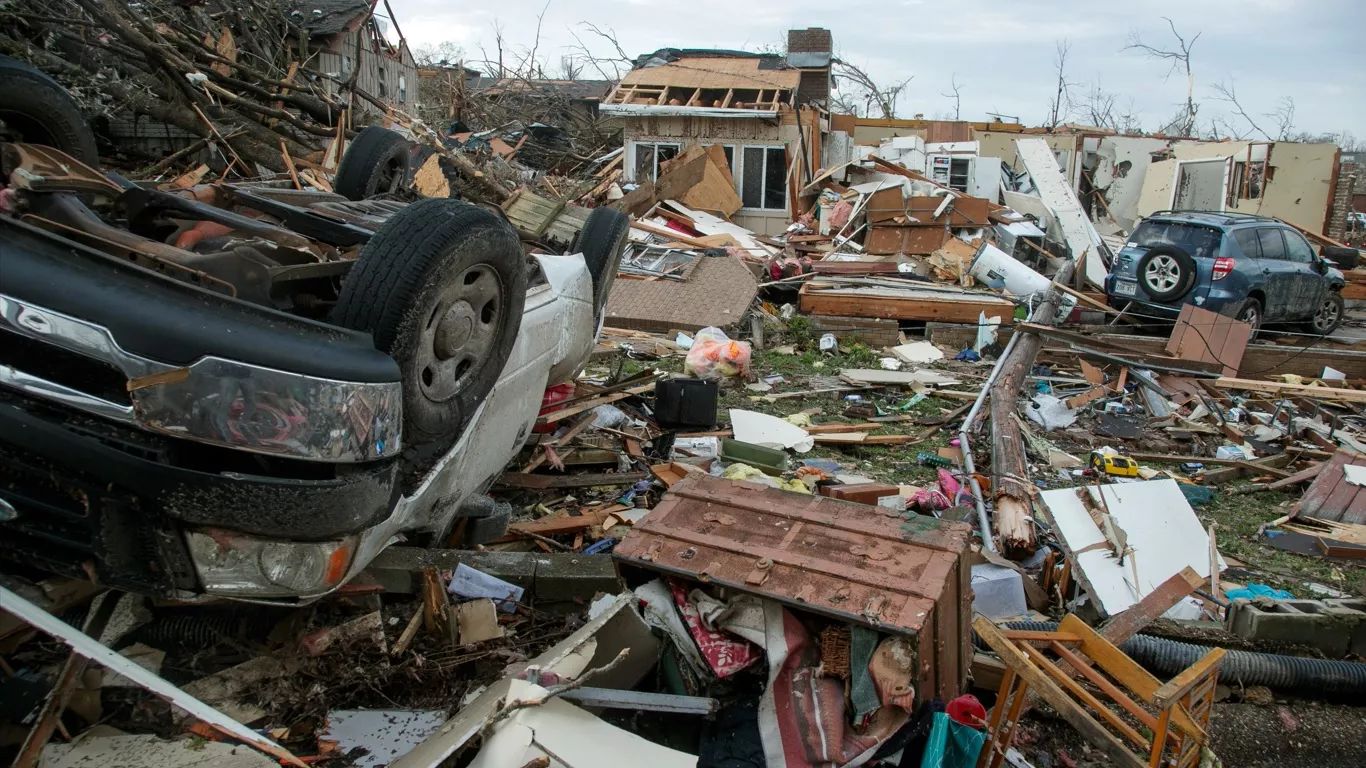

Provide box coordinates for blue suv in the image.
[1105,211,1346,334]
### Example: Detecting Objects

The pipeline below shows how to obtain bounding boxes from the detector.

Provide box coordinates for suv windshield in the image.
[1130,220,1223,260]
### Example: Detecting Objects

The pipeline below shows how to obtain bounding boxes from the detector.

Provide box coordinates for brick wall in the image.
[787,28,832,107]
[1328,161,1359,242]
[787,27,832,54]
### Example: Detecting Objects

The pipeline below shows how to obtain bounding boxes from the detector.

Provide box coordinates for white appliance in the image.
[927,154,1002,201]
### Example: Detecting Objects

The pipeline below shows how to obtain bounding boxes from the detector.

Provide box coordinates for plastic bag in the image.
[919,712,985,768]
[685,326,752,379]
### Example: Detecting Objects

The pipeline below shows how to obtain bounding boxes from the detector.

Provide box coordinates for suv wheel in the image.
[1230,297,1263,332]
[1306,292,1344,336]
[332,199,527,477]
[1136,246,1196,302]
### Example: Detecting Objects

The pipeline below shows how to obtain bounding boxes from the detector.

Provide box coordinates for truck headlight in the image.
[186,528,356,598]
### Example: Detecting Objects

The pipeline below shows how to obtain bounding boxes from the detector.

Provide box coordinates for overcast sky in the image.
[386,0,1365,142]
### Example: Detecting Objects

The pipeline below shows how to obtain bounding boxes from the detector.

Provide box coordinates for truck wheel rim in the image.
[1240,305,1259,326]
[1314,299,1339,330]
[1144,254,1181,292]
[417,264,502,402]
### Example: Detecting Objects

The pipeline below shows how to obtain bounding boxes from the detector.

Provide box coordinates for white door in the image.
[1172,157,1230,212]
[970,157,1002,202]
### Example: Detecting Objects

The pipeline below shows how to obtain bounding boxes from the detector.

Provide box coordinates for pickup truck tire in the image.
[0,56,98,166]
[332,199,527,467]
[334,126,410,200]
[1136,246,1196,302]
[1305,291,1344,336]
[572,207,629,314]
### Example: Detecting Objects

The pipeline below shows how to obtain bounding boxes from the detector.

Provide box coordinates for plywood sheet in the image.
[616,57,801,91]
[605,252,758,332]
[1297,451,1366,525]
[1039,479,1223,617]
[1165,304,1251,377]
[865,225,950,255]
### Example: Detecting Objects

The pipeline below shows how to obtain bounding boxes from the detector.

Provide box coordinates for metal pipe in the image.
[959,329,1023,553]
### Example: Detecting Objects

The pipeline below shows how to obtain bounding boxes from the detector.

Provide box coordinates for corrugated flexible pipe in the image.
[978,621,1366,696]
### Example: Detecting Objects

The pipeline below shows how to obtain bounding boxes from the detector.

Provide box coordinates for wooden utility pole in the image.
[989,261,1075,558]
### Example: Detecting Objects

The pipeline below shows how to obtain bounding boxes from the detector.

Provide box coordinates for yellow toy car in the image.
[1089,451,1141,478]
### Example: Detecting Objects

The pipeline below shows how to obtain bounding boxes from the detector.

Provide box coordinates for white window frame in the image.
[735,144,789,212]
[627,140,682,183]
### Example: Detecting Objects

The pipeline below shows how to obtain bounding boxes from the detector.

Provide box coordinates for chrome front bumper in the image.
[0,294,401,463]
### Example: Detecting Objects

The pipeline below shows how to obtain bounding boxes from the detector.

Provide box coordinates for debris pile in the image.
[4,18,1366,768]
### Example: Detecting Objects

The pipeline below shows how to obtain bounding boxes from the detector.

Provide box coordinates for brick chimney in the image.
[786,27,832,107]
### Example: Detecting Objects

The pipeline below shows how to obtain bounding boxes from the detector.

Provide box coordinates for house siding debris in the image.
[1135,140,1340,235]
[602,31,832,235]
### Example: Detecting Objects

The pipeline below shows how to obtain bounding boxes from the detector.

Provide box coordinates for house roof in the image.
[617,51,800,92]
[475,78,615,101]
[289,0,372,38]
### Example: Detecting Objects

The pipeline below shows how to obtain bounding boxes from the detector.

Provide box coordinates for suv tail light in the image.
[1212,257,1235,281]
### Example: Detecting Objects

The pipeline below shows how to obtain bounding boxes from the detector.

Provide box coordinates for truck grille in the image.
[0,444,193,594]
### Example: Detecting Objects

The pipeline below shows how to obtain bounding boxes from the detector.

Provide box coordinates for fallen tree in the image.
[0,0,513,203]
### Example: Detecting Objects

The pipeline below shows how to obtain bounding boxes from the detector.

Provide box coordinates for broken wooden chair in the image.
[973,615,1224,768]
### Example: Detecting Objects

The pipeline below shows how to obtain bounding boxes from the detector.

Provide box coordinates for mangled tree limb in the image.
[0,0,517,203]
[989,261,1075,559]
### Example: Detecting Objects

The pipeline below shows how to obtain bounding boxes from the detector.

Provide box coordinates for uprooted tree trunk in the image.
[989,261,1075,559]
[0,0,509,201]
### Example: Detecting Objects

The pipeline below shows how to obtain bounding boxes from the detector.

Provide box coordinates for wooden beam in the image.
[1210,377,1366,403]
[496,471,647,490]
[1097,567,1204,644]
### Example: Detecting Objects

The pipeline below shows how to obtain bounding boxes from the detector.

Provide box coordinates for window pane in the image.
[657,143,680,171]
[634,144,656,181]
[742,147,764,208]
[1257,228,1287,260]
[1232,229,1261,259]
[722,146,735,181]
[763,147,787,210]
[1284,231,1315,263]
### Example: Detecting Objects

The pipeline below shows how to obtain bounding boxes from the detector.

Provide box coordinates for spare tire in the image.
[0,55,98,166]
[331,199,527,470]
[1136,245,1196,302]
[572,207,629,315]
[334,126,411,200]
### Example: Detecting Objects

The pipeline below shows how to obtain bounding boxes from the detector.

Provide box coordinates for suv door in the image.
[1280,228,1328,319]
[1251,227,1297,321]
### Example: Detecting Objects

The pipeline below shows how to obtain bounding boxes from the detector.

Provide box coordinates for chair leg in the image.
[1148,708,1173,768]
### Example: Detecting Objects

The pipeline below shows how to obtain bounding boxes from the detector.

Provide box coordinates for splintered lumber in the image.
[990,263,1074,560]
[1210,377,1366,403]
[799,281,1016,325]
[1097,567,1205,645]
[496,472,647,490]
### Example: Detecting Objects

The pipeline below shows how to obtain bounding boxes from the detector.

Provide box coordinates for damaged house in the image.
[601,28,833,235]
[294,0,418,115]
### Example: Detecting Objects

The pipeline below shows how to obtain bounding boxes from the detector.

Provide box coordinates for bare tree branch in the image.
[1046,40,1078,128]
[939,73,962,120]
[1211,79,1269,140]
[1124,18,1201,135]
[831,57,910,119]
